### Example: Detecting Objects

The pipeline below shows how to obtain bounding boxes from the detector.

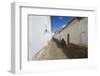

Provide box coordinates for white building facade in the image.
[53,17,88,47]
[29,15,52,60]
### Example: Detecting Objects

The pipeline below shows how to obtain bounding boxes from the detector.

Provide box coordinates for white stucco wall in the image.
[54,18,88,47]
[79,18,88,46]
[29,15,52,60]
[62,18,81,45]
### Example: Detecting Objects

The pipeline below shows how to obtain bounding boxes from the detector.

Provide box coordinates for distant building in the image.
[53,17,88,47]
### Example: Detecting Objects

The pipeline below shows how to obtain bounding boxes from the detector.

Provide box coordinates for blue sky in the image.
[51,16,75,32]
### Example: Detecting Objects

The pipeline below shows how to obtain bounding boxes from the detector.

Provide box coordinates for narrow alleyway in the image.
[32,38,87,60]
[32,39,68,60]
[53,38,88,59]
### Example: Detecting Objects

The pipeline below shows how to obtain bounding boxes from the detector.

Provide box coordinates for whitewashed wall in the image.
[62,18,82,45]
[54,18,88,46]
[79,18,88,46]
[53,33,61,41]
[29,15,52,60]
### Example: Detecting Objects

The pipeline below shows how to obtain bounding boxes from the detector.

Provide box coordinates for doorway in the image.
[67,34,70,46]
